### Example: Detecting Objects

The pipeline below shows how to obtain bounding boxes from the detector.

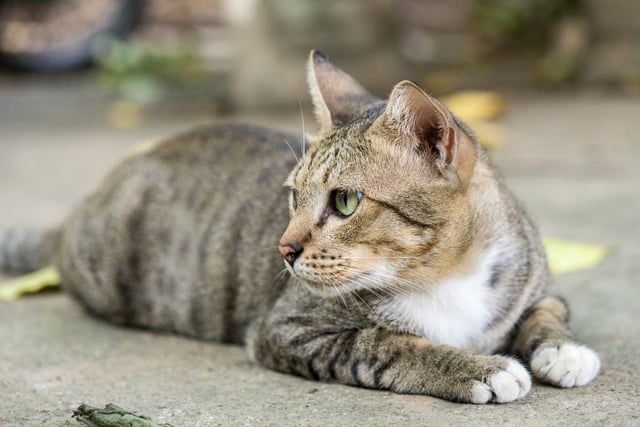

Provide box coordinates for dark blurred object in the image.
[0,0,144,72]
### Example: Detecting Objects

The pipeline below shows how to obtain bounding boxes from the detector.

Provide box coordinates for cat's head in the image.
[279,50,479,296]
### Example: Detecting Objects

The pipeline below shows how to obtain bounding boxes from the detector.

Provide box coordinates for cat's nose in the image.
[279,242,303,266]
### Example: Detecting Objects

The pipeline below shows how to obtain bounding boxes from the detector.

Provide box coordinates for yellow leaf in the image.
[0,266,61,301]
[542,237,608,275]
[442,91,507,122]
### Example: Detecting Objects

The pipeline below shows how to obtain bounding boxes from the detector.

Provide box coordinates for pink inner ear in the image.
[387,81,454,165]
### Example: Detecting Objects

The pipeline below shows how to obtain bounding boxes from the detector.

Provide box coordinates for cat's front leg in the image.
[248,315,530,404]
[511,296,600,387]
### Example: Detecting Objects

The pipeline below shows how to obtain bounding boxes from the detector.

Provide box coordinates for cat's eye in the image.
[334,190,362,217]
[291,189,299,210]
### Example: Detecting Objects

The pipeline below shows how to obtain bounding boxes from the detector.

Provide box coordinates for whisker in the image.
[270,268,290,287]
[297,95,307,155]
[338,264,426,298]
[283,138,299,162]
[340,255,424,261]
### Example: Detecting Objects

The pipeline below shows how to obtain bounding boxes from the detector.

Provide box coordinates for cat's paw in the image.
[470,358,531,404]
[530,343,600,387]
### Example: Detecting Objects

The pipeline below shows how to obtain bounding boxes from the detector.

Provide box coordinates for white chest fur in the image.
[377,254,498,350]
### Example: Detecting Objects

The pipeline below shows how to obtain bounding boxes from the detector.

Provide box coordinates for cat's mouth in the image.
[292,268,377,296]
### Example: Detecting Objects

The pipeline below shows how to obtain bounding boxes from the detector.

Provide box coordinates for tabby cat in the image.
[0,50,599,403]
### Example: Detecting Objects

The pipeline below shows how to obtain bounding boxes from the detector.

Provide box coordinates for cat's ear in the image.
[381,80,476,186]
[307,50,379,132]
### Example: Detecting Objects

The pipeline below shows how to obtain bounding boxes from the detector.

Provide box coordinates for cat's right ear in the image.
[307,50,379,133]
[380,81,476,187]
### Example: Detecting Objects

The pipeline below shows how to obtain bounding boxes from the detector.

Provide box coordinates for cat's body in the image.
[56,124,295,343]
[0,51,599,403]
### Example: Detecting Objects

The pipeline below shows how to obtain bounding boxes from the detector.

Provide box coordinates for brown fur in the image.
[0,50,599,403]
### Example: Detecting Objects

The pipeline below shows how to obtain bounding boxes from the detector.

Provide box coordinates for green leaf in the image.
[72,403,174,427]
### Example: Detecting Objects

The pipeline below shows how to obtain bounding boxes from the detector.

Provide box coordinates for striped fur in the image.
[0,227,58,274]
[0,51,599,403]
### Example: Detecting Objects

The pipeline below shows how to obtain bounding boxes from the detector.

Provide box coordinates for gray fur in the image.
[0,53,599,403]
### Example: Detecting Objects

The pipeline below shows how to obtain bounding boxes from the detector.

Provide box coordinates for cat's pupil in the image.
[291,190,299,210]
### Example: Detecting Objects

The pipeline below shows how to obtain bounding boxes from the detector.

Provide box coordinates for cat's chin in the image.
[300,279,336,295]
[298,277,370,299]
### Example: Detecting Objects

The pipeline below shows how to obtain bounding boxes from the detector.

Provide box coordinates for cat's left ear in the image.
[380,80,476,187]
[307,50,380,133]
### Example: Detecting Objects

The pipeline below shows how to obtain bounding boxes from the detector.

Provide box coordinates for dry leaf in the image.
[442,91,507,121]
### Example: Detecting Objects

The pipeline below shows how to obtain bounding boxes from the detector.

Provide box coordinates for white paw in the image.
[530,343,600,387]
[471,358,531,404]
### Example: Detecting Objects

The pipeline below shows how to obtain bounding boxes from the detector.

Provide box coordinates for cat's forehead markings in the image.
[292,138,337,186]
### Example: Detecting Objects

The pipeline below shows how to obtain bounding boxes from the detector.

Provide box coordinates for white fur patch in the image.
[530,343,600,387]
[471,358,531,404]
[377,251,500,350]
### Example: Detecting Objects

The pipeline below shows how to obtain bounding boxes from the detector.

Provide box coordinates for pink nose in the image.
[279,243,303,266]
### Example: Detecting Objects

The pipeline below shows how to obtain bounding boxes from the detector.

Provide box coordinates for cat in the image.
[0,50,600,404]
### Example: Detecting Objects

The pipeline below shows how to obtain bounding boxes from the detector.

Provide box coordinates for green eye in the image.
[291,189,299,210]
[334,190,362,217]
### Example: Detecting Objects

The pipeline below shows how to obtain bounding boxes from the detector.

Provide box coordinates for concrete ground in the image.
[0,76,639,426]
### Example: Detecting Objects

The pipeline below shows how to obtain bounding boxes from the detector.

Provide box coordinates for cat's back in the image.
[57,124,298,342]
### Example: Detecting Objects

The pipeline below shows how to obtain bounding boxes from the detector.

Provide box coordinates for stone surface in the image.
[1,77,639,426]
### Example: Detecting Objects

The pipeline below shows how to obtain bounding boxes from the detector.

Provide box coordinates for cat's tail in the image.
[0,227,60,274]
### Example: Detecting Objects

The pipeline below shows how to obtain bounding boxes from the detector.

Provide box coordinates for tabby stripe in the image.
[321,163,332,184]
[369,198,436,229]
[121,190,153,323]
[221,223,243,343]
[488,262,505,289]
[350,359,363,386]
[306,358,320,381]
[305,145,325,173]
[273,315,318,328]
[373,355,397,388]
[485,254,534,331]
[287,360,305,378]
[307,342,337,381]
[311,148,336,174]
[308,143,344,182]
[321,147,342,183]
[289,329,341,348]
[193,212,223,337]
[326,330,357,379]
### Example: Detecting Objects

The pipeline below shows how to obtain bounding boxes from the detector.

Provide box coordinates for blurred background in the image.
[1,0,639,110]
[2,5,640,422]
[0,0,639,227]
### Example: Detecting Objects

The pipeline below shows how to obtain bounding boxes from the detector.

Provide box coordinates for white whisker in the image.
[297,95,307,155]
[283,139,299,162]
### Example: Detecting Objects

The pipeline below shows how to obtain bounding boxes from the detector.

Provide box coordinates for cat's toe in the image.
[530,343,600,387]
[471,358,531,404]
